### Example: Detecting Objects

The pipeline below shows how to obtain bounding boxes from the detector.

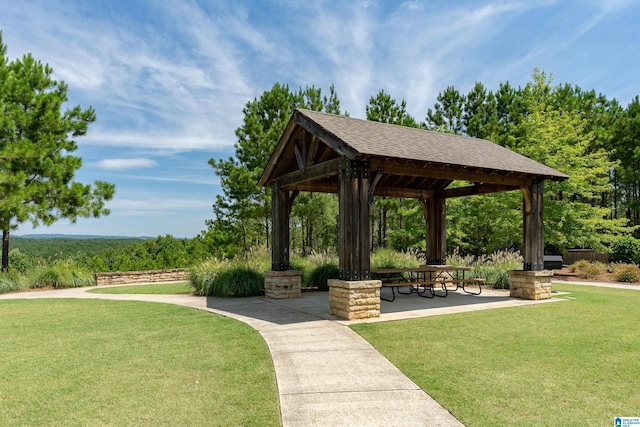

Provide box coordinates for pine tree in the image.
[0,33,115,271]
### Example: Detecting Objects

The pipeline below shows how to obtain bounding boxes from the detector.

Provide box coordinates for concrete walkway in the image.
[0,283,572,426]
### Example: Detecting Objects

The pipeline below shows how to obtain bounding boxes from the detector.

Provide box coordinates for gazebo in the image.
[258,109,568,320]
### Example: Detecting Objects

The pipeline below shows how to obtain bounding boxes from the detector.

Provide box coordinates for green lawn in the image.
[0,299,280,426]
[352,283,640,426]
[87,282,194,295]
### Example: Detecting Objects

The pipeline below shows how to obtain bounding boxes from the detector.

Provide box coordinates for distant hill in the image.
[12,236,152,260]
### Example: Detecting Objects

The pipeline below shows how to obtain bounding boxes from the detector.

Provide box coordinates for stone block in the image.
[264,270,302,299]
[328,279,382,320]
[508,270,553,300]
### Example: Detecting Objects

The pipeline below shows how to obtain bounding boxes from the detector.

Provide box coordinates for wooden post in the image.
[419,198,446,264]
[521,181,544,271]
[338,159,371,280]
[271,182,297,271]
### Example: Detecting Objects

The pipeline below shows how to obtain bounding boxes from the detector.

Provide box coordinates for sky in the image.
[1,0,639,238]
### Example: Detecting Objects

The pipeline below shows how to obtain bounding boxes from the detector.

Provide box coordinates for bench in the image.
[372,267,485,302]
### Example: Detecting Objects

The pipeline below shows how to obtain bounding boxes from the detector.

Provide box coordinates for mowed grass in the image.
[0,299,280,427]
[352,283,640,426]
[87,282,194,295]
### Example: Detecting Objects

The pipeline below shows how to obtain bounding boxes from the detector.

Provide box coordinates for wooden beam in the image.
[307,133,319,166]
[289,190,300,212]
[438,183,520,199]
[286,182,339,194]
[369,157,529,187]
[285,177,519,200]
[338,159,371,280]
[277,157,342,189]
[258,115,298,187]
[424,197,447,264]
[271,183,291,271]
[295,111,360,160]
[374,186,435,199]
[521,181,544,271]
[294,142,304,171]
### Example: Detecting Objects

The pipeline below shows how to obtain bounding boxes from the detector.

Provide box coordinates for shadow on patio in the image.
[206,287,561,326]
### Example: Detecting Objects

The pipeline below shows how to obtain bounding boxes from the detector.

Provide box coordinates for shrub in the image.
[289,258,311,286]
[573,261,607,279]
[472,265,511,289]
[212,266,264,297]
[308,263,339,290]
[614,264,640,283]
[0,271,25,294]
[242,245,271,272]
[8,248,34,274]
[452,248,522,289]
[370,248,420,269]
[569,259,590,273]
[30,264,96,289]
[189,258,228,296]
[610,236,640,264]
[447,248,475,267]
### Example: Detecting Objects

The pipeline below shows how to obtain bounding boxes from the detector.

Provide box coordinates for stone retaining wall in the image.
[95,269,189,286]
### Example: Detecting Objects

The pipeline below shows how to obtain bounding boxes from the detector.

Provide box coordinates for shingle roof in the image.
[296,109,568,180]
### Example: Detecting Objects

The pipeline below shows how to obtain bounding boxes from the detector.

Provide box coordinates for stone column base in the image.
[264,270,302,299]
[328,279,382,320]
[508,270,553,300]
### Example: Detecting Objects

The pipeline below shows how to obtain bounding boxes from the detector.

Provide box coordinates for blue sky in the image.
[2,0,639,238]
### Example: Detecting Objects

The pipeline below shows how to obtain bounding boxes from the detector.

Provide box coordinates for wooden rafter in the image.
[294,112,360,160]
[277,158,342,189]
[438,183,519,199]
[368,158,529,187]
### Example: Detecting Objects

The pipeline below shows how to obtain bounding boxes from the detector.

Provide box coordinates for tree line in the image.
[4,26,639,271]
[10,235,214,273]
[207,69,639,258]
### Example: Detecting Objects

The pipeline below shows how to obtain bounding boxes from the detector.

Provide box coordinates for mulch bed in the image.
[553,267,636,284]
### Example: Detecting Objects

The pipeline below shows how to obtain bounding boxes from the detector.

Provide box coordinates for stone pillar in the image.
[328,279,382,320]
[508,270,553,300]
[264,270,302,299]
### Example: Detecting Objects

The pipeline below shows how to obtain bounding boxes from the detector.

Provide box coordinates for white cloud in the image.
[94,158,157,170]
[108,197,212,213]
[119,174,220,186]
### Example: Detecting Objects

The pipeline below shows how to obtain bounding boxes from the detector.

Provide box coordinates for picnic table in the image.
[371,265,485,302]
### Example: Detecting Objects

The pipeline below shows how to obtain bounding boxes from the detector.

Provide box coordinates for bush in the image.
[212,266,264,297]
[370,248,420,269]
[569,259,590,273]
[308,263,339,290]
[0,271,25,294]
[451,248,522,289]
[8,248,34,274]
[614,264,640,283]
[472,265,511,289]
[571,261,607,279]
[294,251,339,286]
[189,258,228,296]
[242,246,271,272]
[610,236,640,264]
[30,264,96,289]
[190,258,263,298]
